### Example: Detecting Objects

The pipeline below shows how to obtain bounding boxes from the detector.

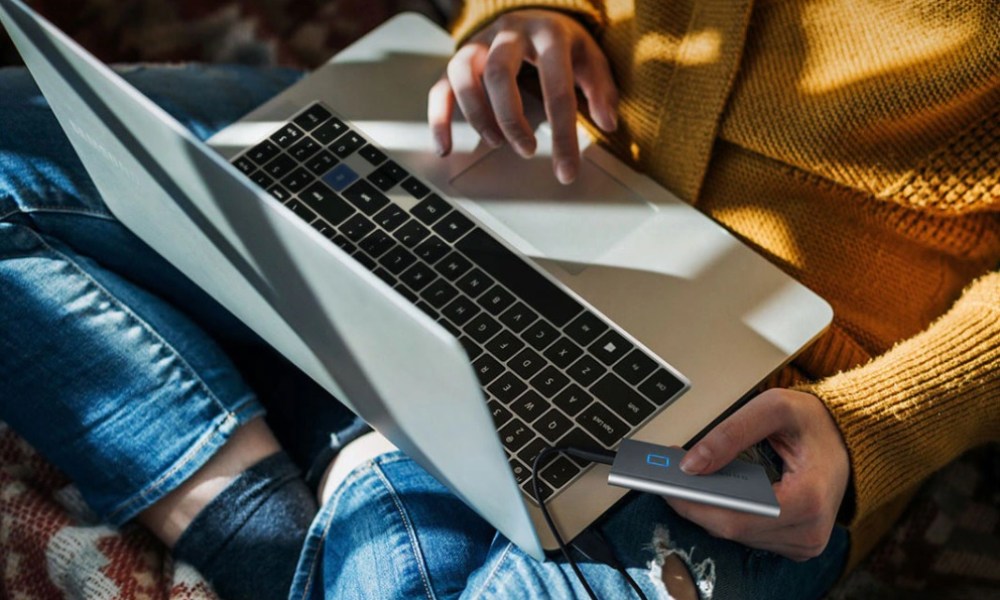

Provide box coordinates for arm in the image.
[428,4,616,184]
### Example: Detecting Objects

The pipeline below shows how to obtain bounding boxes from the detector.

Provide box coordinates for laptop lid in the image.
[0,0,545,559]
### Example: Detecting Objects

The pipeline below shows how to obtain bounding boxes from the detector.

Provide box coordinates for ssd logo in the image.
[646,454,671,468]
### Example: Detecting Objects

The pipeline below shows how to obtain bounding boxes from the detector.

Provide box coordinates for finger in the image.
[427,76,455,156]
[447,43,504,147]
[483,31,536,157]
[680,390,794,475]
[533,27,580,184]
[572,37,618,132]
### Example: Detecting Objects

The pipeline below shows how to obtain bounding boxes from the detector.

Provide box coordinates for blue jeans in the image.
[0,65,848,599]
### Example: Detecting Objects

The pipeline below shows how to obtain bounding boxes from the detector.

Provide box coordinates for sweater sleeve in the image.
[798,271,1000,550]
[451,1,606,44]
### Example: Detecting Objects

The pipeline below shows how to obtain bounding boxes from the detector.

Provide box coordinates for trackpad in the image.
[449,145,652,271]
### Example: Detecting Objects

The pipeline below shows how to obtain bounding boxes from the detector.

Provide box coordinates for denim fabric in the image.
[0,64,302,524]
[291,453,848,600]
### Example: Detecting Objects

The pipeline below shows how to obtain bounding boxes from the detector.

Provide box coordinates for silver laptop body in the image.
[0,1,832,560]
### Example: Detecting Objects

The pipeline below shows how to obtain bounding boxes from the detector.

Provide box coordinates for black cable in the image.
[531,445,648,600]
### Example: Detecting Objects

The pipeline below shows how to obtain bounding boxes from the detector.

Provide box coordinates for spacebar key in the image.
[457,227,582,327]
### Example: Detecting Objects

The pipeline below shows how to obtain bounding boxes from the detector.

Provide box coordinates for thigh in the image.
[297,454,848,600]
[0,221,264,524]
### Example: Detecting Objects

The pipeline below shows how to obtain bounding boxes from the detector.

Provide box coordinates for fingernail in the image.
[515,139,536,158]
[433,136,447,157]
[556,160,576,185]
[681,446,710,474]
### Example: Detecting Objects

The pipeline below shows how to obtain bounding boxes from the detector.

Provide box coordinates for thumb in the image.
[679,390,793,475]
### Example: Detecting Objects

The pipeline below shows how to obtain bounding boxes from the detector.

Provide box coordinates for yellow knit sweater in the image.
[452,0,1000,570]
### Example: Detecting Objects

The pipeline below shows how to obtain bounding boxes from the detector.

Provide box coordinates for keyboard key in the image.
[263,154,297,179]
[433,211,474,243]
[591,373,655,427]
[565,312,608,347]
[289,137,321,162]
[411,194,451,225]
[414,235,449,264]
[305,150,338,175]
[270,123,304,148]
[540,455,581,489]
[266,183,292,202]
[488,371,528,403]
[522,320,559,351]
[530,366,569,397]
[486,330,525,362]
[519,438,551,470]
[358,144,387,166]
[310,219,336,238]
[250,170,274,189]
[488,400,513,428]
[343,180,390,215]
[331,234,355,253]
[394,284,418,303]
[394,220,430,248]
[613,349,658,385]
[401,176,430,199]
[233,156,254,174]
[399,262,436,291]
[535,409,573,444]
[457,335,482,360]
[472,354,504,385]
[524,478,554,502]
[441,296,480,326]
[553,384,593,416]
[374,267,396,285]
[499,418,534,453]
[281,167,313,193]
[590,330,633,366]
[301,183,354,226]
[477,285,516,315]
[292,104,332,131]
[379,246,417,275]
[437,318,461,338]
[458,228,583,327]
[368,160,408,191]
[283,198,314,221]
[331,131,365,157]
[312,117,347,144]
[544,337,583,369]
[456,268,494,298]
[557,427,604,457]
[510,390,547,423]
[351,251,377,270]
[359,230,395,258]
[509,347,545,379]
[638,369,686,406]
[566,355,604,387]
[321,163,359,191]
[421,279,458,308]
[435,251,472,280]
[463,313,502,344]
[374,204,410,231]
[339,213,375,242]
[579,403,629,447]
[247,139,281,165]
[415,301,438,319]
[509,458,531,485]
[498,301,538,333]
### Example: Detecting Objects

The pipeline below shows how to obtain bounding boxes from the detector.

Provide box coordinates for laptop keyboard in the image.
[229,102,689,503]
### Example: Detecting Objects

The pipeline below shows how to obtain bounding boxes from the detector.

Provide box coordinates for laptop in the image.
[0,1,832,559]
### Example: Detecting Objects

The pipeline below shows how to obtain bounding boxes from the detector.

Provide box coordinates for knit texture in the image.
[453,0,1000,572]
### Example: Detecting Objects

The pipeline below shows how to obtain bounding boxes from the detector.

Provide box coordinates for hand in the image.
[428,9,618,184]
[667,389,850,561]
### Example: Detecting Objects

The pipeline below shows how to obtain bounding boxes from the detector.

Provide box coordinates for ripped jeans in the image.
[290,451,848,600]
[0,64,847,599]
